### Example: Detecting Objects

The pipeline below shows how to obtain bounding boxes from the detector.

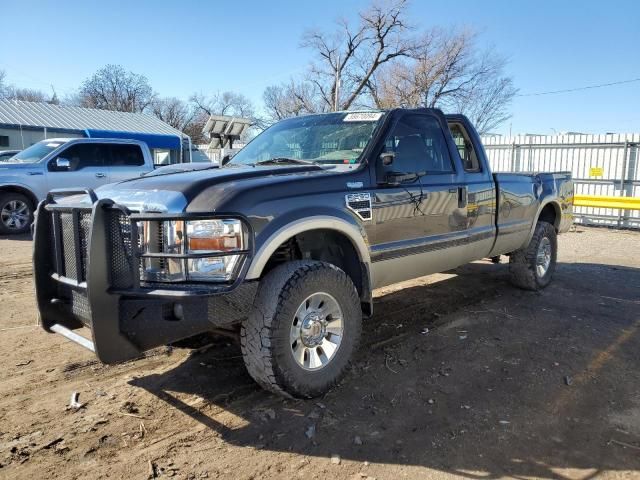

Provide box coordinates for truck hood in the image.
[90,163,332,213]
[0,162,42,171]
[121,163,327,192]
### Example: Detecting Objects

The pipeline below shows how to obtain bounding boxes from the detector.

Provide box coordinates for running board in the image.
[50,324,95,353]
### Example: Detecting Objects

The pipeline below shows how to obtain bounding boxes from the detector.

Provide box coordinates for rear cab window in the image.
[105,144,145,167]
[449,123,481,172]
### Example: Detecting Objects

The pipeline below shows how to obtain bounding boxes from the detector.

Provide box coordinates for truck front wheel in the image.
[508,221,557,291]
[241,261,362,398]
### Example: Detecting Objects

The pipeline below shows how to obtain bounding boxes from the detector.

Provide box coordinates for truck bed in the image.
[489,171,573,257]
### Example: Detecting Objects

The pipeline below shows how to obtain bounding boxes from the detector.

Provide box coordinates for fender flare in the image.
[245,215,372,281]
[0,182,39,206]
[524,199,561,245]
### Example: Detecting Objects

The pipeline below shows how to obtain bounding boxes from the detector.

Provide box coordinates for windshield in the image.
[4,141,63,163]
[229,111,384,170]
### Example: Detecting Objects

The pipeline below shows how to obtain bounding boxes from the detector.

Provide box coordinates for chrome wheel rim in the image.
[1,200,29,230]
[290,292,343,371]
[536,237,552,278]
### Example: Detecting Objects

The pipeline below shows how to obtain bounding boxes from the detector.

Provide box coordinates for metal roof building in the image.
[0,100,190,163]
[0,99,183,136]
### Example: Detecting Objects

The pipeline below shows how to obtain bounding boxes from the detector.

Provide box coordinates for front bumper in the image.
[33,190,257,364]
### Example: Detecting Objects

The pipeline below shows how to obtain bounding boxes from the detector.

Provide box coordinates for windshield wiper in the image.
[144,164,221,177]
[254,157,316,166]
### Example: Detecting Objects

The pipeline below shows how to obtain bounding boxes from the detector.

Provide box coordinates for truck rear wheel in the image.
[0,192,33,235]
[241,261,362,398]
[508,221,557,291]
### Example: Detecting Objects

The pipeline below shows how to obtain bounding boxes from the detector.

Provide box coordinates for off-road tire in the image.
[0,192,34,235]
[509,221,557,291]
[240,261,362,398]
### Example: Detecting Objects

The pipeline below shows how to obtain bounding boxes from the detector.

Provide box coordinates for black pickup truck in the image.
[33,108,573,398]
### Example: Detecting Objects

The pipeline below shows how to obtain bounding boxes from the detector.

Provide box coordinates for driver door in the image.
[369,112,462,288]
[46,143,110,193]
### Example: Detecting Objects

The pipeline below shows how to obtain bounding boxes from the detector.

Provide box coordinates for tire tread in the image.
[508,221,556,291]
[240,261,361,398]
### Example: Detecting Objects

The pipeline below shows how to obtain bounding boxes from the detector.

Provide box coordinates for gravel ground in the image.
[0,226,639,480]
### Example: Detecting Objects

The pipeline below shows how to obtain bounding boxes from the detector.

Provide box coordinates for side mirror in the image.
[221,154,232,166]
[379,151,395,166]
[55,157,71,170]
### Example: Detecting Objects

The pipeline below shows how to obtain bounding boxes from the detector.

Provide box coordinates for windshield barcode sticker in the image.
[343,112,383,122]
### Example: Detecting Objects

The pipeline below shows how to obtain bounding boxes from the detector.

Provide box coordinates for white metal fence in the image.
[196,144,221,163]
[481,133,640,228]
[196,144,246,163]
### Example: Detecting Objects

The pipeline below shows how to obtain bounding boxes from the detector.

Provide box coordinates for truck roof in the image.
[39,138,75,143]
[291,108,454,121]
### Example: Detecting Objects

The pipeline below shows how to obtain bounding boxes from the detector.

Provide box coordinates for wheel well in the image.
[262,228,369,304]
[538,203,559,230]
[0,186,38,209]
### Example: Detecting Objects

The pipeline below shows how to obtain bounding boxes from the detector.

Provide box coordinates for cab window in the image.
[449,123,480,172]
[106,144,145,167]
[51,144,105,171]
[380,114,454,175]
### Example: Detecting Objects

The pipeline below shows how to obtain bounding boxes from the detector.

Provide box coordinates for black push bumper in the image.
[33,190,257,364]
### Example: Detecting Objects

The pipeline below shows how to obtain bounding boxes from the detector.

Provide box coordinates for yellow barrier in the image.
[574,195,640,210]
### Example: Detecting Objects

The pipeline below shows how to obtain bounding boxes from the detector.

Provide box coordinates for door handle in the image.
[458,186,468,208]
[95,172,106,178]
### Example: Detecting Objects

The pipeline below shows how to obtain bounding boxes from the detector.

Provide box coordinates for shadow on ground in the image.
[132,261,640,479]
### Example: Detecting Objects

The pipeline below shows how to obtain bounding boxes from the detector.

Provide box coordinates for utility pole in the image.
[334,54,341,112]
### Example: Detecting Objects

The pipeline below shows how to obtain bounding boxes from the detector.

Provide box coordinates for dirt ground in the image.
[0,226,639,480]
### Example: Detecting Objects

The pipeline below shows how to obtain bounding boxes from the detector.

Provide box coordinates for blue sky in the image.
[2,0,639,134]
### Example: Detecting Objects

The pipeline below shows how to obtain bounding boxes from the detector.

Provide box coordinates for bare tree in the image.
[151,97,196,131]
[448,74,516,134]
[179,119,207,144]
[190,91,256,118]
[0,70,7,98]
[49,90,60,105]
[4,87,49,102]
[2,85,58,103]
[300,0,415,112]
[151,96,216,143]
[263,2,516,131]
[78,64,154,112]
[0,70,57,103]
[366,29,516,132]
[263,80,326,123]
[187,91,261,143]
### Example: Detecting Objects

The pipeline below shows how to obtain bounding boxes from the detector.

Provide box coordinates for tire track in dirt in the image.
[3,229,640,479]
[0,265,32,282]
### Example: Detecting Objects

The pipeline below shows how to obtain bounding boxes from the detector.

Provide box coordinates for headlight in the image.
[186,219,245,281]
[187,219,244,252]
[138,218,247,283]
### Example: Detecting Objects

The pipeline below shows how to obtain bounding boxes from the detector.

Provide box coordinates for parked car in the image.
[0,150,21,162]
[0,138,154,234]
[34,108,573,398]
